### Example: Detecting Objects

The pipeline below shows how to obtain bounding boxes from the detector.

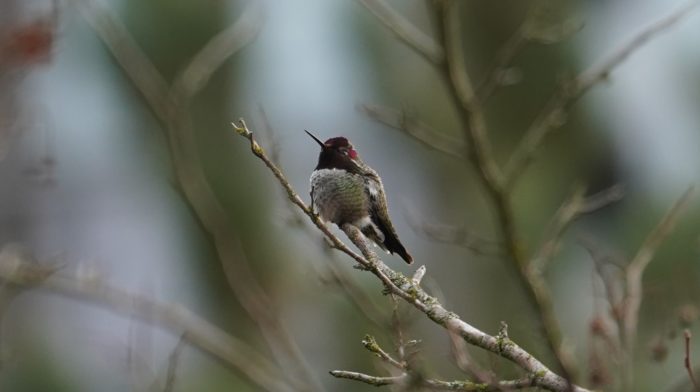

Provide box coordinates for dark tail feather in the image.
[375,220,413,264]
[388,236,413,264]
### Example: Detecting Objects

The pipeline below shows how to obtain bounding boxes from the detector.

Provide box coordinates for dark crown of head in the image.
[324,137,350,148]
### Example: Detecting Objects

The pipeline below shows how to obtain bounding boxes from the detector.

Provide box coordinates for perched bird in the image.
[306,130,413,264]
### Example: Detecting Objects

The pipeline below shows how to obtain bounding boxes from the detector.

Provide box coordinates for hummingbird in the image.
[306,130,413,264]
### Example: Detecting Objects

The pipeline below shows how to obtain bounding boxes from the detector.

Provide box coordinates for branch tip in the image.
[411,265,426,285]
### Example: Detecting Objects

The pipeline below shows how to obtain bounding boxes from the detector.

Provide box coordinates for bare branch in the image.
[330,370,536,391]
[232,119,591,392]
[505,0,700,186]
[358,104,465,158]
[357,0,444,64]
[0,256,291,392]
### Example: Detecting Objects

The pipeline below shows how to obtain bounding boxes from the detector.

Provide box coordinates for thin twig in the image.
[579,235,625,349]
[330,370,536,391]
[356,0,444,64]
[390,294,408,363]
[358,104,464,158]
[403,207,498,255]
[530,184,587,273]
[475,26,528,103]
[232,119,591,392]
[447,327,503,390]
[685,330,700,391]
[363,334,406,370]
[164,334,187,392]
[504,0,700,187]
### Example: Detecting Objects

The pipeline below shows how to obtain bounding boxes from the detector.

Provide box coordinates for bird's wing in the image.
[364,175,413,264]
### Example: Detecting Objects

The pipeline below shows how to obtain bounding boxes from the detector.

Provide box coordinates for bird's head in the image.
[305,130,358,160]
[306,130,363,171]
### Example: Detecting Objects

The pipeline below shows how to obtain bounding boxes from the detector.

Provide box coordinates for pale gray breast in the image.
[310,169,369,224]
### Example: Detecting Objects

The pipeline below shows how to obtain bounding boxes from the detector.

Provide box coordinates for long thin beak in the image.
[305,130,325,148]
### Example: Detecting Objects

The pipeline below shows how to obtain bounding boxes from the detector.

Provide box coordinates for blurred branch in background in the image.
[357,0,444,64]
[503,0,700,189]
[403,206,499,256]
[358,104,465,158]
[532,183,625,273]
[0,246,291,392]
[70,0,324,390]
[233,119,590,392]
[477,0,585,103]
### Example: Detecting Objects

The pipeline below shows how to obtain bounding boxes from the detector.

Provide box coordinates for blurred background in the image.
[0,0,699,391]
